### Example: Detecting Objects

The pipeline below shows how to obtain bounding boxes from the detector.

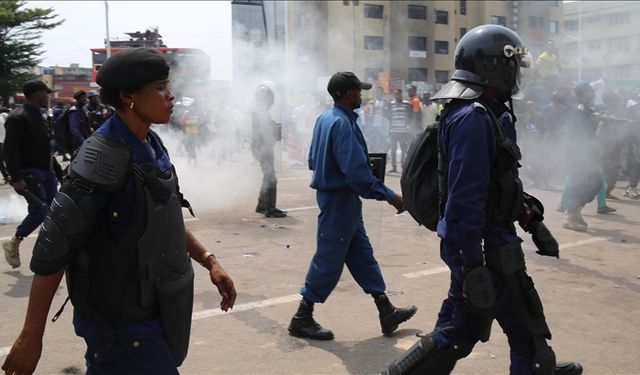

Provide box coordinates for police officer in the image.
[85,89,108,131]
[251,84,287,218]
[288,72,417,341]
[68,90,92,152]
[1,48,237,374]
[2,80,63,269]
[383,25,582,375]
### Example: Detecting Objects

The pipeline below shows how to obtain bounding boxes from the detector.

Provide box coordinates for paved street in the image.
[1,146,639,375]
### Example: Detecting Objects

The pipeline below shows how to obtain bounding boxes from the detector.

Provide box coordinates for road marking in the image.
[279,177,310,181]
[0,236,611,358]
[184,217,200,222]
[559,237,607,249]
[282,205,317,212]
[402,266,449,279]
[401,237,608,280]
[192,294,300,320]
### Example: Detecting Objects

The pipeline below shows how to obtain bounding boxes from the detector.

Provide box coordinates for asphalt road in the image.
[0,148,638,374]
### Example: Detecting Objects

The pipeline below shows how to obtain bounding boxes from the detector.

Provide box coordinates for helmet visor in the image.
[512,51,533,100]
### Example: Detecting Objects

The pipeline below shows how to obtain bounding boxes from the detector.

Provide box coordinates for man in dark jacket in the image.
[2,80,63,268]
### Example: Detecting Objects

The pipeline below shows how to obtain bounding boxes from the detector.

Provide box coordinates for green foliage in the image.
[0,0,63,100]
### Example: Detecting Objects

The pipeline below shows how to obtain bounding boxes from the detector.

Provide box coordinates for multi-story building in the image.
[234,1,563,94]
[36,64,92,103]
[562,1,640,87]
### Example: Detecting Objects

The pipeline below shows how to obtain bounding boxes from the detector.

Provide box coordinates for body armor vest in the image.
[438,100,524,231]
[67,162,194,365]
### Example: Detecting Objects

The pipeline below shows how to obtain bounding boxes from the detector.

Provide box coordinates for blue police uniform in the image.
[71,115,178,374]
[435,99,536,374]
[301,104,396,303]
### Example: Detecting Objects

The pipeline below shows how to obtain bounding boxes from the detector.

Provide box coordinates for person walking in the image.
[1,48,236,374]
[384,25,582,375]
[288,72,417,341]
[2,80,63,268]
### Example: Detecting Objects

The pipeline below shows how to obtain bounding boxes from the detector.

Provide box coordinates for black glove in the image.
[528,221,559,258]
[462,265,496,342]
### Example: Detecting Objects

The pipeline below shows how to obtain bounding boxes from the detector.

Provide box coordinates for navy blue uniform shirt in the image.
[309,104,396,201]
[437,99,521,266]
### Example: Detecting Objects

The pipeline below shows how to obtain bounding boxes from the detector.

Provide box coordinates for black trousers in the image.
[0,143,9,181]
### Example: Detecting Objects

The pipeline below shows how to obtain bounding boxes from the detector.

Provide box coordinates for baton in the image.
[22,189,45,208]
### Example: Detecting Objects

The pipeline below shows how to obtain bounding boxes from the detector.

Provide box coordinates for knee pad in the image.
[383,334,475,375]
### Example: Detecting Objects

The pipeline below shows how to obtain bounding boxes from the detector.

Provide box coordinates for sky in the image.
[26,1,233,80]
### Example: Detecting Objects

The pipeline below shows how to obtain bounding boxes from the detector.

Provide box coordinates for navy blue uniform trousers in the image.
[301,190,386,303]
[16,168,57,239]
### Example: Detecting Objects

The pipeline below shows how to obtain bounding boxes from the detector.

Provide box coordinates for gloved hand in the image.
[462,265,496,342]
[528,221,559,258]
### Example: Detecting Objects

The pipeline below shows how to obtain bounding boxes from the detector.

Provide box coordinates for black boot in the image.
[373,294,418,336]
[265,187,287,217]
[555,362,583,375]
[256,189,267,213]
[288,299,334,340]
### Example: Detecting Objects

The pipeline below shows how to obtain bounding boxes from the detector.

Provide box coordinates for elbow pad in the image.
[30,188,97,275]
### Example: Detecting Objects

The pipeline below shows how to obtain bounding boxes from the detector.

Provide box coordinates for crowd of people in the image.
[2,21,638,374]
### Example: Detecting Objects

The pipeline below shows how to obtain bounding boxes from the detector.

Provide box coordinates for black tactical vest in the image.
[67,161,194,365]
[438,100,524,232]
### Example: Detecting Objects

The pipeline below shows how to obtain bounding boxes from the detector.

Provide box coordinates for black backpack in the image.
[400,100,502,231]
[53,107,75,154]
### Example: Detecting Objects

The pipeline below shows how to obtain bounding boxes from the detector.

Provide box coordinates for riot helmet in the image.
[448,24,533,101]
[255,84,275,109]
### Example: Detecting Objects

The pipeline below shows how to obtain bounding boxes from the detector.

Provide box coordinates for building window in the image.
[435,10,448,24]
[408,68,428,82]
[459,0,467,15]
[408,36,427,51]
[529,16,545,30]
[588,41,601,51]
[364,4,384,19]
[408,36,427,58]
[435,40,449,54]
[460,27,467,38]
[364,68,383,82]
[491,15,507,26]
[564,19,578,31]
[408,4,427,20]
[297,12,310,26]
[549,20,558,34]
[550,0,560,6]
[364,36,384,50]
[435,70,450,83]
[607,37,630,54]
[608,13,630,25]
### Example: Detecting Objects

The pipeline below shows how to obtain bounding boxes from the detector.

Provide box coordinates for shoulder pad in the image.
[473,102,487,113]
[69,134,131,192]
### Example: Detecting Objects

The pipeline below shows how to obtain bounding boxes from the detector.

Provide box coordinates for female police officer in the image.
[2,48,236,374]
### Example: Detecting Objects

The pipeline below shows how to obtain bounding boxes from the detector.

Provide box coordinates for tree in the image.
[0,0,63,101]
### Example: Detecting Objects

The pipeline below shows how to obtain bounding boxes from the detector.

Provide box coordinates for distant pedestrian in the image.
[388,89,411,173]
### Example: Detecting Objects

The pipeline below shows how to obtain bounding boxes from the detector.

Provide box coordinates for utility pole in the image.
[105,1,111,58]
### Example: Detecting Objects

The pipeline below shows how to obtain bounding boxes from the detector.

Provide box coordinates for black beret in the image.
[96,48,169,91]
[73,90,86,99]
